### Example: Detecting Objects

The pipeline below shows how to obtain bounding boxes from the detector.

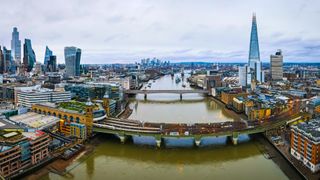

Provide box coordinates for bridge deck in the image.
[93,114,303,138]
[124,89,209,94]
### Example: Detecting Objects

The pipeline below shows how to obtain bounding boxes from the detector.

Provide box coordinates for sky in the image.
[0,0,319,64]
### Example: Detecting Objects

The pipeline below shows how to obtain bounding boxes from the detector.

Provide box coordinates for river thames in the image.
[32,73,301,180]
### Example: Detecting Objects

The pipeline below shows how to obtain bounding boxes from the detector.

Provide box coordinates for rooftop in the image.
[10,112,59,130]
[22,130,46,140]
[58,101,87,113]
[292,118,320,142]
[0,131,27,146]
[0,118,22,131]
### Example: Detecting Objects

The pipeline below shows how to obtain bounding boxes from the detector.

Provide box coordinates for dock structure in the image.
[93,114,305,147]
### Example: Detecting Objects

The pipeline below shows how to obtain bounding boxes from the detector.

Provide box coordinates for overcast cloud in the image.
[0,0,319,64]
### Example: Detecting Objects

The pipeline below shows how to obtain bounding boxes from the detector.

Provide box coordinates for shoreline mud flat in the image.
[252,134,305,180]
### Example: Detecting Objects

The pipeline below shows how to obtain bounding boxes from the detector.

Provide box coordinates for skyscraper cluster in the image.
[0,27,37,74]
[0,27,83,76]
[0,27,20,74]
[0,46,14,74]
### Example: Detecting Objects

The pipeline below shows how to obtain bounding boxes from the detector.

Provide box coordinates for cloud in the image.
[0,0,319,64]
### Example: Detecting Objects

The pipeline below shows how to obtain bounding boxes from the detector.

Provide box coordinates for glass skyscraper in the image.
[248,13,262,83]
[11,27,21,63]
[0,46,3,74]
[23,39,36,72]
[64,46,81,77]
[44,46,53,71]
[3,47,14,74]
[47,55,57,72]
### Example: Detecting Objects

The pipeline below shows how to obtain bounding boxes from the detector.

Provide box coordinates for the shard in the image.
[248,13,262,83]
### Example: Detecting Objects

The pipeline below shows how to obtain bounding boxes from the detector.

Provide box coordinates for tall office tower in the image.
[44,46,53,71]
[0,46,3,74]
[47,55,57,72]
[238,65,248,87]
[11,27,21,63]
[3,47,14,74]
[23,39,36,72]
[248,13,262,84]
[64,46,81,77]
[270,49,283,81]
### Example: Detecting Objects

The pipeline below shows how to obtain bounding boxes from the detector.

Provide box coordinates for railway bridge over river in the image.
[124,89,209,100]
[92,114,304,148]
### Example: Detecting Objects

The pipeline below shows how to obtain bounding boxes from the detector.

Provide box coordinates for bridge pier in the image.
[194,135,201,147]
[232,132,239,145]
[155,135,162,148]
[118,134,127,144]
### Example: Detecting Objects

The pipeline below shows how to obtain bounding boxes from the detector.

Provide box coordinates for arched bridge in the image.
[124,89,209,99]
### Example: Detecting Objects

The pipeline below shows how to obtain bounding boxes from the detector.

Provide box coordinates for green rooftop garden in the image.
[58,101,99,113]
[58,101,87,113]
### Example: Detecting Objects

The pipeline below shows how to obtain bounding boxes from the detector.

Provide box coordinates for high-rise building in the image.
[23,39,36,72]
[270,49,283,81]
[238,65,248,87]
[11,27,21,63]
[44,46,53,71]
[0,46,4,74]
[64,46,81,77]
[47,55,57,72]
[3,47,14,74]
[248,13,263,84]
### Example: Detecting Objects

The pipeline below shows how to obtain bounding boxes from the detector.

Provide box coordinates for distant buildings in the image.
[11,27,21,63]
[0,46,15,74]
[2,47,11,74]
[3,47,15,74]
[0,47,4,74]
[44,46,53,71]
[47,55,57,72]
[64,47,81,77]
[290,118,320,173]
[270,49,283,81]
[43,46,57,73]
[23,39,36,72]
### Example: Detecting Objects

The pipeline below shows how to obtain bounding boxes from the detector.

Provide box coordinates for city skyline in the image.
[0,1,319,179]
[0,0,319,64]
